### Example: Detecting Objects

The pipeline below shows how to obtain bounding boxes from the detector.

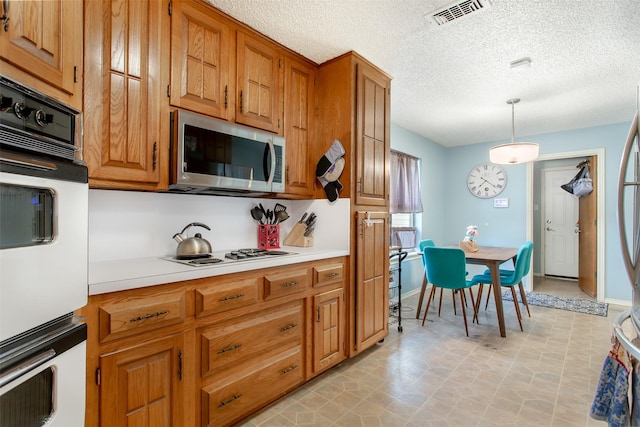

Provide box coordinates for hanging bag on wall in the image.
[573,165,593,197]
[561,165,593,197]
[561,167,583,195]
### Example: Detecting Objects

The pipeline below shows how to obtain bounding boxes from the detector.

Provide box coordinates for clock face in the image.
[467,163,507,198]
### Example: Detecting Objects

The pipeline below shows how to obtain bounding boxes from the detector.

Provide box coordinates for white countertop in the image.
[88,247,349,295]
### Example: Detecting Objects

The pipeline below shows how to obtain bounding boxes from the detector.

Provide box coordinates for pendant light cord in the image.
[511,102,516,144]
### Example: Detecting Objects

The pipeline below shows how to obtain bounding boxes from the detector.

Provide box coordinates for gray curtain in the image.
[390,150,423,214]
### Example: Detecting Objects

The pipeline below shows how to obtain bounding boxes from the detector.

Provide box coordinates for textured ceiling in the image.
[207,0,640,147]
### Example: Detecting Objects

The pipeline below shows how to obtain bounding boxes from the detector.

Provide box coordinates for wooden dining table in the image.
[461,246,519,337]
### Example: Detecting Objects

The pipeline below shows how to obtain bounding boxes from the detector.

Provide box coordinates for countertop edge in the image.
[89,248,349,295]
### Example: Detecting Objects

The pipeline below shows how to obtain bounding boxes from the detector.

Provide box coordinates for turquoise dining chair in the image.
[472,241,533,332]
[482,241,533,317]
[417,239,473,319]
[422,246,479,336]
[415,239,435,319]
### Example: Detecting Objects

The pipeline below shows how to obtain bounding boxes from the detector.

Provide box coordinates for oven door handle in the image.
[0,152,58,171]
[0,349,56,388]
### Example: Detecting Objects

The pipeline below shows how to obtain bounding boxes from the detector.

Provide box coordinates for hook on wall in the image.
[576,159,590,169]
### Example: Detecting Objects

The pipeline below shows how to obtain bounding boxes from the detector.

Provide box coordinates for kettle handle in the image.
[180,222,211,235]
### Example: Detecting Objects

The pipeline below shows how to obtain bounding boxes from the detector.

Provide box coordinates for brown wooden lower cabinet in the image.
[201,346,303,426]
[312,288,345,373]
[99,334,185,427]
[84,257,348,427]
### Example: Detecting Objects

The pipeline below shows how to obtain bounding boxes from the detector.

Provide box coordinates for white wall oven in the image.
[0,75,88,426]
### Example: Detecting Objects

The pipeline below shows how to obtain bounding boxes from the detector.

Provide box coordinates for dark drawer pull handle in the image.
[220,293,244,302]
[281,281,299,288]
[280,323,297,332]
[326,272,339,278]
[280,365,298,376]
[218,393,242,408]
[130,310,168,323]
[217,344,242,354]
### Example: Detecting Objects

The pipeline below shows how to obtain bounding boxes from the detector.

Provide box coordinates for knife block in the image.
[283,223,313,247]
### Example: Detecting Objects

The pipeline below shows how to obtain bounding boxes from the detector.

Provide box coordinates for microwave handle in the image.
[266,138,276,185]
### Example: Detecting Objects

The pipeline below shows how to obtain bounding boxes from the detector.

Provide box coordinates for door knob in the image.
[546,227,555,231]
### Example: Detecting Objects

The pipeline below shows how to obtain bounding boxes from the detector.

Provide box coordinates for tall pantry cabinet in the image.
[316,52,391,356]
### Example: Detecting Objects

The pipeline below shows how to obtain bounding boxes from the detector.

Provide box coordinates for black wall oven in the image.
[0,75,88,426]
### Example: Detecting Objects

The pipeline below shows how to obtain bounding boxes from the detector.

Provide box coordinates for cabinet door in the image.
[283,56,316,196]
[83,0,169,190]
[100,334,184,427]
[236,31,282,134]
[170,0,231,120]
[0,0,82,109]
[313,288,345,373]
[355,211,389,353]
[355,62,390,206]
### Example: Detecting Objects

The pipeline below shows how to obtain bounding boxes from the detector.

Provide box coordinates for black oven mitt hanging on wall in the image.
[316,139,345,202]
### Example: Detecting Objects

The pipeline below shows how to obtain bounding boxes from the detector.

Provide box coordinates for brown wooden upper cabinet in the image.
[83,0,170,190]
[236,31,283,134]
[355,62,390,206]
[169,0,232,121]
[283,56,316,196]
[169,0,283,136]
[0,0,83,109]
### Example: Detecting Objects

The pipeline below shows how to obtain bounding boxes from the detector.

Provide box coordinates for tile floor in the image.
[532,276,597,301]
[241,277,630,426]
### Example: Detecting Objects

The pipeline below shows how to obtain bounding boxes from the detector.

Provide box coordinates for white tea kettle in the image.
[173,222,212,259]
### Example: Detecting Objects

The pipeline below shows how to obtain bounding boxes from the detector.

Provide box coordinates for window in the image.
[390,150,423,249]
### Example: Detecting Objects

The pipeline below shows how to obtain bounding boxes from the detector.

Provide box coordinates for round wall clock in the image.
[467,163,507,198]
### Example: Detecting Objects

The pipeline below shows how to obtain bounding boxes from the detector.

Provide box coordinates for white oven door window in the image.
[0,184,55,249]
[0,342,86,427]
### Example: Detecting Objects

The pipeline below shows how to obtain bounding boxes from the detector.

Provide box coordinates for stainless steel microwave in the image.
[170,110,285,195]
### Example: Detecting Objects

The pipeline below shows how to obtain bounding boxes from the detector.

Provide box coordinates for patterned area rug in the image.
[502,291,608,317]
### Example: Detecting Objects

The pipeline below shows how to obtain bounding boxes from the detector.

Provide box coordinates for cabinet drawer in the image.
[201,301,302,378]
[195,278,260,317]
[201,347,303,427]
[263,269,308,300]
[99,290,187,342]
[313,263,344,287]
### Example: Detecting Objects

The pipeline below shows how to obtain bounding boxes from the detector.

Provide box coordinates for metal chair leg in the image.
[510,286,523,332]
[416,275,428,319]
[422,286,437,326]
[518,281,531,317]
[459,287,469,336]
[484,284,492,310]
[468,288,479,324]
[452,290,457,315]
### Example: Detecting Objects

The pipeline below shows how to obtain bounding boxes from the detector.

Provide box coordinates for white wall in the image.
[88,190,350,262]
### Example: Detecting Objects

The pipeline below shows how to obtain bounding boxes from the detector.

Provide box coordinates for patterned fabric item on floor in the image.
[502,290,608,316]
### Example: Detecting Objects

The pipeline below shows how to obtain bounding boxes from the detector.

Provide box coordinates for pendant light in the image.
[489,98,539,164]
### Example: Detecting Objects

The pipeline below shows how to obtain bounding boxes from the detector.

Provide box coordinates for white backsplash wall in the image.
[88,190,350,262]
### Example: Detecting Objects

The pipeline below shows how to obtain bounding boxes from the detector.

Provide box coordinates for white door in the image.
[543,168,579,278]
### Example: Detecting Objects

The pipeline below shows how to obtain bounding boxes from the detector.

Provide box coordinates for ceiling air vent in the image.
[429,0,491,26]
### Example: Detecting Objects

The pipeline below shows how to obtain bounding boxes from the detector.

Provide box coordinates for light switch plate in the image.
[494,198,509,208]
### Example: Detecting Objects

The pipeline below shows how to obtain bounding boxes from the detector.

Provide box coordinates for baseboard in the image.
[604,298,632,307]
[401,287,422,299]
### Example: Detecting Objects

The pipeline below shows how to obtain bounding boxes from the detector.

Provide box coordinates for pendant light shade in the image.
[489,98,539,164]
